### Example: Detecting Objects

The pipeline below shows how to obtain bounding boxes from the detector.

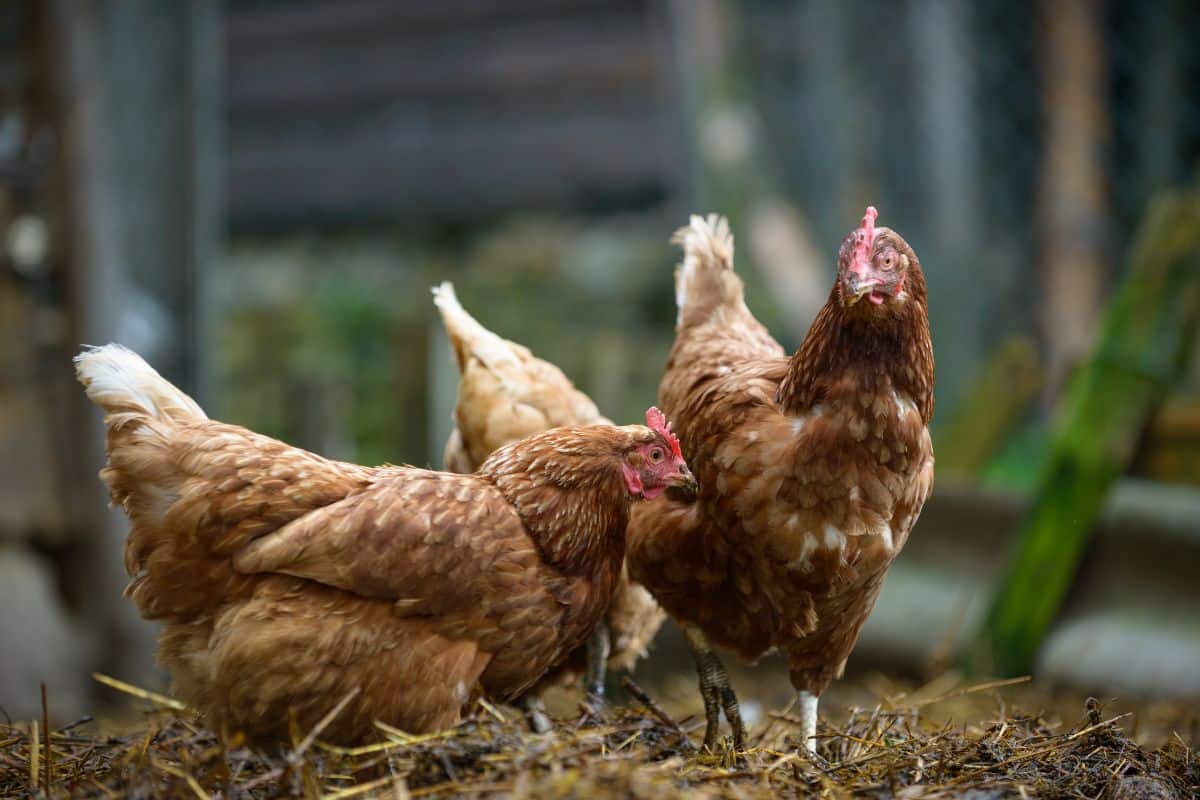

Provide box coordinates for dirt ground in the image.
[2,662,1196,799]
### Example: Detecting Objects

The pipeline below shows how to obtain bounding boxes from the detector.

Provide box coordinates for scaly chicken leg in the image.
[585,625,611,703]
[684,625,745,751]
[797,690,818,756]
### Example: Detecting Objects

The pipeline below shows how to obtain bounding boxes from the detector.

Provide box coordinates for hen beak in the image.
[845,276,881,306]
[667,463,699,501]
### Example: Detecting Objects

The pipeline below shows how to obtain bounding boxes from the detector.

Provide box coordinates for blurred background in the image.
[1,0,1198,729]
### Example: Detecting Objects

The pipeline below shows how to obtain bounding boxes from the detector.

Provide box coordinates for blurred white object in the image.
[7,214,49,277]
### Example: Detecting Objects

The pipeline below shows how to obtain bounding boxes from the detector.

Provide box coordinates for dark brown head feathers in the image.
[780,211,934,422]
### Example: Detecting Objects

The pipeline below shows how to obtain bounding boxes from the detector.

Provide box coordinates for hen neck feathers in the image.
[477,430,630,579]
[777,287,934,423]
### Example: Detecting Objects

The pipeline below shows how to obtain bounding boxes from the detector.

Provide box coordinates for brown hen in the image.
[433,282,667,708]
[76,344,693,745]
[628,208,934,753]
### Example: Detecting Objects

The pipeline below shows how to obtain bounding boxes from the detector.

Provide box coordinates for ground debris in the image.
[2,682,1196,799]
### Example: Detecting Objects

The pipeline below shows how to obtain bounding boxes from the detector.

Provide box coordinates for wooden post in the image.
[908,0,988,410]
[1037,0,1109,398]
[46,0,223,689]
[48,0,153,687]
[967,188,1200,676]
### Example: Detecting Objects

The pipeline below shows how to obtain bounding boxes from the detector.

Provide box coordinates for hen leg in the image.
[683,625,745,751]
[585,624,611,704]
[797,690,818,756]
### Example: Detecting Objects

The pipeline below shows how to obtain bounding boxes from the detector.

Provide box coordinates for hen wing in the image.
[232,468,564,654]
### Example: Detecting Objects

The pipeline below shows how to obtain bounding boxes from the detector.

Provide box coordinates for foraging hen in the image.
[433,282,667,705]
[628,208,934,753]
[76,344,693,745]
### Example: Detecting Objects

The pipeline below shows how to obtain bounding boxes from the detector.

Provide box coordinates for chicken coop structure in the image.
[1,0,1199,723]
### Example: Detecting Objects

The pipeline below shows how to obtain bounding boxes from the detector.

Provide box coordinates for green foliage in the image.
[213,217,678,468]
[933,336,1042,480]
[214,238,419,466]
[967,188,1200,676]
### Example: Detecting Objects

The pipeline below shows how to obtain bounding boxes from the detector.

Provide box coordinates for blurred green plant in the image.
[967,187,1200,676]
[213,216,679,469]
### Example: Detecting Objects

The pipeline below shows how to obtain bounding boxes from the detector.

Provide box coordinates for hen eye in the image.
[880,253,894,270]
[649,447,664,463]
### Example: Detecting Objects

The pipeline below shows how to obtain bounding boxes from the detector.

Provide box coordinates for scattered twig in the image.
[151,758,211,800]
[0,680,1190,798]
[476,698,507,723]
[621,676,694,751]
[1065,713,1133,742]
[28,720,37,791]
[40,682,51,794]
[293,688,361,759]
[92,673,189,711]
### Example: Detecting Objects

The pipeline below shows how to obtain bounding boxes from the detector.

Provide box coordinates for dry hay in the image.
[1,675,1196,799]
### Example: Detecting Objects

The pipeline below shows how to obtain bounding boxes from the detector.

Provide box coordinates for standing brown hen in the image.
[76,344,694,745]
[628,208,934,754]
[433,282,667,708]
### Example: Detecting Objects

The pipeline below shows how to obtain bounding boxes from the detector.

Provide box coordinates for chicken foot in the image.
[522,694,553,734]
[585,624,611,704]
[684,624,746,751]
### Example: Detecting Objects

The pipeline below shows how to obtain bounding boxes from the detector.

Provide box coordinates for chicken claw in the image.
[684,624,746,751]
[522,695,553,734]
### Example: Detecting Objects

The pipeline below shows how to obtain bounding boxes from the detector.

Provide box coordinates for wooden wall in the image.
[226,0,686,228]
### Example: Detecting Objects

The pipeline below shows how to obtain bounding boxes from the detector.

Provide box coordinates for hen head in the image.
[836,206,923,317]
[621,407,696,501]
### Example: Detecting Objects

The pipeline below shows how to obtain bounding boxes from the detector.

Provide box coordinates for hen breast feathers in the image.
[433,282,665,683]
[628,214,934,696]
[76,344,650,744]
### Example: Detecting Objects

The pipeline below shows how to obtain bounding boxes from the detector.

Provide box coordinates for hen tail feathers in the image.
[75,344,206,425]
[671,214,742,328]
[432,282,520,373]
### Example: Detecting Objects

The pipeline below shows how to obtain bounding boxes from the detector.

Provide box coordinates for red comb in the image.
[849,205,879,277]
[861,206,878,239]
[646,407,682,458]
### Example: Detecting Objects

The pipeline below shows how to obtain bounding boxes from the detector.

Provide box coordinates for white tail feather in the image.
[671,214,737,327]
[75,344,207,422]
[431,281,520,371]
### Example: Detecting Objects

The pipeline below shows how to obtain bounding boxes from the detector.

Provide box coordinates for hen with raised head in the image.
[628,208,934,753]
[433,282,668,706]
[76,344,693,745]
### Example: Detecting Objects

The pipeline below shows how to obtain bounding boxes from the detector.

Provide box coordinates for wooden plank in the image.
[966,188,1200,677]
[227,14,655,115]
[228,106,676,225]
[228,0,642,47]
